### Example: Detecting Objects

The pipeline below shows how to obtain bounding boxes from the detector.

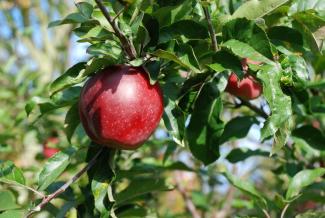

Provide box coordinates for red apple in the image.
[225,73,263,100]
[79,65,164,150]
[43,137,60,158]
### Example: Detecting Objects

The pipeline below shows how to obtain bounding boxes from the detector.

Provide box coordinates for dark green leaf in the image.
[88,148,116,216]
[219,116,258,145]
[48,12,89,28]
[159,20,208,43]
[186,82,224,165]
[226,148,269,163]
[64,102,80,142]
[292,125,325,151]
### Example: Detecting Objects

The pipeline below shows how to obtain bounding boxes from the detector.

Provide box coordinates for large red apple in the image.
[79,65,164,150]
[225,73,263,100]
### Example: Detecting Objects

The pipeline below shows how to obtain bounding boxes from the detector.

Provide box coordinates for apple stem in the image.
[237,98,269,119]
[202,6,218,52]
[25,147,104,218]
[94,0,137,60]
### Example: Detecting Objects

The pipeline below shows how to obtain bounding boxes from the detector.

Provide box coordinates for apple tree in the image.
[0,0,325,217]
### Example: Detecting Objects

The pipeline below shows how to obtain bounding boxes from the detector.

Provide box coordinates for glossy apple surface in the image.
[225,73,262,100]
[79,65,164,149]
[43,137,60,158]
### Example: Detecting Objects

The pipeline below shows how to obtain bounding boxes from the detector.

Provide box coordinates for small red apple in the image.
[43,137,60,158]
[79,65,164,150]
[225,73,263,100]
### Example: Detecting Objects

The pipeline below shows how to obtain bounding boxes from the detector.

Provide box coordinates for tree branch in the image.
[202,6,218,51]
[94,0,137,60]
[174,171,201,218]
[280,204,290,218]
[237,98,269,119]
[25,147,104,218]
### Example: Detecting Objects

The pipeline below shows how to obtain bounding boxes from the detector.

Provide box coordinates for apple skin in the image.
[79,65,164,150]
[43,137,60,158]
[225,73,263,100]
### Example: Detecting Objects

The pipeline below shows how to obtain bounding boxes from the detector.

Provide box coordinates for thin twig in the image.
[174,171,201,218]
[262,209,271,218]
[237,98,269,119]
[94,0,137,60]
[0,180,45,198]
[25,147,104,218]
[202,6,218,51]
[280,204,290,218]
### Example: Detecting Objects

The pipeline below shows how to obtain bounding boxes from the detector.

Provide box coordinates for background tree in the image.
[0,0,325,218]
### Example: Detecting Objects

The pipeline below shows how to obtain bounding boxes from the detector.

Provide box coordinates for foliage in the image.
[0,0,325,217]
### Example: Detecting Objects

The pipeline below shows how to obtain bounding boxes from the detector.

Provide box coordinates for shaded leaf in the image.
[64,102,80,142]
[219,116,258,145]
[226,148,269,163]
[292,125,325,151]
[186,82,224,165]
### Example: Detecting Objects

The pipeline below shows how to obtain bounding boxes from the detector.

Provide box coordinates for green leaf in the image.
[221,169,267,209]
[186,82,224,165]
[115,178,172,206]
[38,147,76,191]
[48,12,89,28]
[292,125,325,151]
[0,191,19,211]
[88,148,116,216]
[0,210,24,218]
[25,87,81,117]
[219,116,258,145]
[286,168,325,201]
[0,161,25,185]
[152,49,200,73]
[76,2,93,19]
[292,11,325,53]
[289,0,325,14]
[226,148,269,163]
[50,58,116,96]
[116,205,147,218]
[232,0,290,20]
[295,211,325,218]
[222,18,274,59]
[152,1,193,28]
[268,26,304,46]
[221,40,274,65]
[50,62,86,96]
[159,20,208,43]
[257,65,293,154]
[64,102,80,142]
